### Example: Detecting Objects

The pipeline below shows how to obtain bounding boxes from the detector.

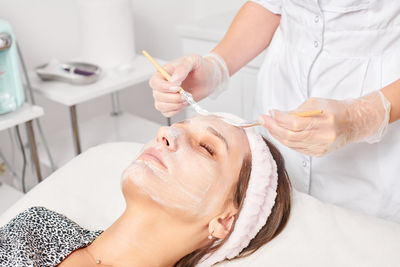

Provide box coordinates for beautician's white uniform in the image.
[251,0,400,222]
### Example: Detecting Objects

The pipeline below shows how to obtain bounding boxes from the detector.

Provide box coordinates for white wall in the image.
[0,0,245,187]
[0,0,244,124]
[0,0,245,68]
[193,0,246,20]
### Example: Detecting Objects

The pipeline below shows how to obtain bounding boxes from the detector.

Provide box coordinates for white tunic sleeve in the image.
[249,0,282,14]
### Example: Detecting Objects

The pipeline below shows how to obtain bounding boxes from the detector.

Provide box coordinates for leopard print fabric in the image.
[0,206,102,266]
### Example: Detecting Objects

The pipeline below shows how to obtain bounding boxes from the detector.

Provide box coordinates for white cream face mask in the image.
[121,127,217,216]
[121,117,248,218]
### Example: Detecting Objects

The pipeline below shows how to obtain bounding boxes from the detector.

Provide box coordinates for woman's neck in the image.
[84,205,200,267]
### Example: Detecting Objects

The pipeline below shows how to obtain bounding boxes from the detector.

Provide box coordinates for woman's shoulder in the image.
[5,206,64,222]
[0,206,102,266]
[0,206,55,233]
[1,206,94,237]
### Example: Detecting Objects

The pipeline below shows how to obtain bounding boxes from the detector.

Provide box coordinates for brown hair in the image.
[175,137,292,266]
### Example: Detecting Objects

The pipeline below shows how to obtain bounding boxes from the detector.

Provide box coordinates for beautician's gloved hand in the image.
[149,53,229,117]
[259,91,391,157]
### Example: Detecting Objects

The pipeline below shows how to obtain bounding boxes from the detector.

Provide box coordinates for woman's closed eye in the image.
[200,142,215,156]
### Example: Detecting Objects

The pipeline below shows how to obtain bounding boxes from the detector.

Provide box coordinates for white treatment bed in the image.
[0,142,399,267]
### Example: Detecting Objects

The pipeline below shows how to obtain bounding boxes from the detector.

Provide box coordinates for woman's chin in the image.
[122,176,207,222]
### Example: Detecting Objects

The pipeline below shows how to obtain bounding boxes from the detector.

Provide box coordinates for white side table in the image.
[29,54,166,155]
[0,103,44,182]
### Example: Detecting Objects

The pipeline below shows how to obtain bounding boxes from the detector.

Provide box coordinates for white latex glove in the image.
[259,91,391,157]
[149,53,229,117]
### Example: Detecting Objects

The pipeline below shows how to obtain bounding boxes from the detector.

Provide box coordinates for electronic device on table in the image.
[0,20,25,115]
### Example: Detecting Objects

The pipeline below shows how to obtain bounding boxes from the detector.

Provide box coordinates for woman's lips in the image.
[138,148,167,170]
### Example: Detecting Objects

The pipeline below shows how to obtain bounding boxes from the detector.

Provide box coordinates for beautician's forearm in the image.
[381,78,400,123]
[212,1,281,75]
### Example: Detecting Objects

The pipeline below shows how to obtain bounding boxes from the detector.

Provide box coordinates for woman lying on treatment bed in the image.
[0,114,291,267]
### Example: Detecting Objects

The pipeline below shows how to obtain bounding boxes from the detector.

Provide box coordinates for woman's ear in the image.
[208,209,237,239]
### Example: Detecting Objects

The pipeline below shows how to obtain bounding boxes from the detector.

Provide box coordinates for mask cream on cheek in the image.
[123,161,208,215]
[163,126,215,213]
[172,145,217,215]
[121,158,207,214]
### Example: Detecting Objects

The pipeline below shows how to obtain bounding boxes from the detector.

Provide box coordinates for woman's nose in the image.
[156,126,178,151]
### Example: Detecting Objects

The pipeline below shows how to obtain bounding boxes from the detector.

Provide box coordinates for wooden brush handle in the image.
[142,50,171,79]
[142,50,184,94]
[291,110,324,117]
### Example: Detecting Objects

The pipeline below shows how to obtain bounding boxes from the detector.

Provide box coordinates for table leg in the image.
[167,117,171,126]
[70,105,82,155]
[111,92,121,116]
[25,120,43,183]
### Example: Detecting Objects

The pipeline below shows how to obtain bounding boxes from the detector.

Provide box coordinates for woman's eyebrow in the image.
[175,120,229,151]
[207,126,229,152]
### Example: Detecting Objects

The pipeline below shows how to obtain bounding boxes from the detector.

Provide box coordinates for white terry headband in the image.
[197,114,279,266]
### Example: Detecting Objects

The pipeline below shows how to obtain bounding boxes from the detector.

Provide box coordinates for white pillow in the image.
[1,142,399,267]
[216,190,400,267]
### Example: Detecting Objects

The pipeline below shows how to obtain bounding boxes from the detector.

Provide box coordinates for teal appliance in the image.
[0,20,24,115]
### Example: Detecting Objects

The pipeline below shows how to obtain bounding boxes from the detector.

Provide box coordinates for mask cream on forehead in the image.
[121,125,220,216]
